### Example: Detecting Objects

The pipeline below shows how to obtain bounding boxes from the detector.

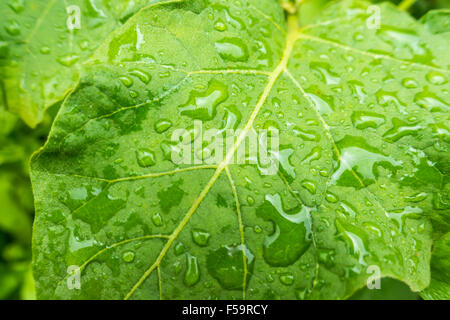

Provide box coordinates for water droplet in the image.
[331,136,402,188]
[56,54,80,67]
[378,26,435,64]
[336,220,369,265]
[279,273,294,286]
[119,76,133,87]
[382,118,421,142]
[296,287,311,300]
[152,212,163,226]
[136,148,156,167]
[129,69,151,84]
[129,90,138,98]
[376,90,406,114]
[405,192,427,203]
[174,242,185,256]
[302,146,322,163]
[154,119,172,134]
[385,206,422,232]
[122,251,135,263]
[402,78,418,88]
[306,92,334,115]
[192,229,211,247]
[349,80,368,103]
[254,225,262,233]
[5,19,20,36]
[256,194,311,267]
[310,62,341,85]
[215,37,249,62]
[337,201,357,218]
[293,127,320,141]
[414,89,449,112]
[352,111,385,129]
[301,180,316,195]
[325,192,338,203]
[206,244,254,290]
[179,80,228,120]
[363,222,382,237]
[214,19,227,31]
[184,254,200,287]
[8,0,24,13]
[426,71,447,85]
[317,248,336,268]
[40,46,50,54]
[268,147,295,182]
[219,105,242,132]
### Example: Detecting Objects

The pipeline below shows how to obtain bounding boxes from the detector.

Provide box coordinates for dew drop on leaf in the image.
[206,244,254,290]
[154,119,172,134]
[215,37,249,62]
[136,148,156,167]
[122,251,135,263]
[279,273,294,286]
[256,194,311,267]
[184,254,200,287]
[152,212,163,227]
[179,80,228,121]
[191,229,211,247]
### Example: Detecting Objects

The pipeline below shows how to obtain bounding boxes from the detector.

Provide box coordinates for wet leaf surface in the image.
[31,0,449,299]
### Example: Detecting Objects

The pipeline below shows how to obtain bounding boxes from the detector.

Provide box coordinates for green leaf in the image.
[349,277,419,300]
[31,0,449,299]
[420,233,450,300]
[421,9,450,35]
[0,0,180,127]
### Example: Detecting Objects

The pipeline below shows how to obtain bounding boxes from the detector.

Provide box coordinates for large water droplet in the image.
[256,194,312,267]
[184,254,200,287]
[154,119,172,134]
[136,148,156,167]
[302,146,322,163]
[306,92,334,115]
[310,62,341,85]
[215,37,249,62]
[414,89,449,112]
[152,212,163,226]
[129,69,151,84]
[376,90,406,114]
[336,220,369,265]
[382,118,421,142]
[330,136,402,188]
[351,111,385,129]
[5,19,20,36]
[385,206,422,232]
[179,80,228,120]
[206,244,254,290]
[293,127,320,141]
[56,54,80,67]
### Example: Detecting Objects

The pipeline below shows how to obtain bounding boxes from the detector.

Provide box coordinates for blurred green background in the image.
[0,0,447,300]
